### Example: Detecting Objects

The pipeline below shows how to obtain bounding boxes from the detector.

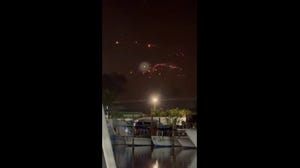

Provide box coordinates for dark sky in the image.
[103,0,197,101]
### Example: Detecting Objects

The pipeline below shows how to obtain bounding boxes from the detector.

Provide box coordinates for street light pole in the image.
[150,96,158,136]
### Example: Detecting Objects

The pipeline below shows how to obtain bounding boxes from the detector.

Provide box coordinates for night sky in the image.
[103,0,197,101]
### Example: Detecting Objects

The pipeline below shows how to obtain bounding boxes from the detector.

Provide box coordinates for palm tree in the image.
[165,108,185,147]
[179,109,192,127]
[150,108,164,125]
[166,108,186,126]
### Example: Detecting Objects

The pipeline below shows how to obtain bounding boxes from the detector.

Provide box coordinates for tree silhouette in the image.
[165,108,184,127]
[150,108,165,124]
[102,73,127,106]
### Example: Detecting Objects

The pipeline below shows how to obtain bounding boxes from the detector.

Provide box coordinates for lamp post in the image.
[152,97,158,111]
[150,96,159,136]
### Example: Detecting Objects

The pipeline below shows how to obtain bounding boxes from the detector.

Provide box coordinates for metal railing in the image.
[102,105,117,168]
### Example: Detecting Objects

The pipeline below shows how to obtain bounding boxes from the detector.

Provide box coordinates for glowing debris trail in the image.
[142,63,183,75]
